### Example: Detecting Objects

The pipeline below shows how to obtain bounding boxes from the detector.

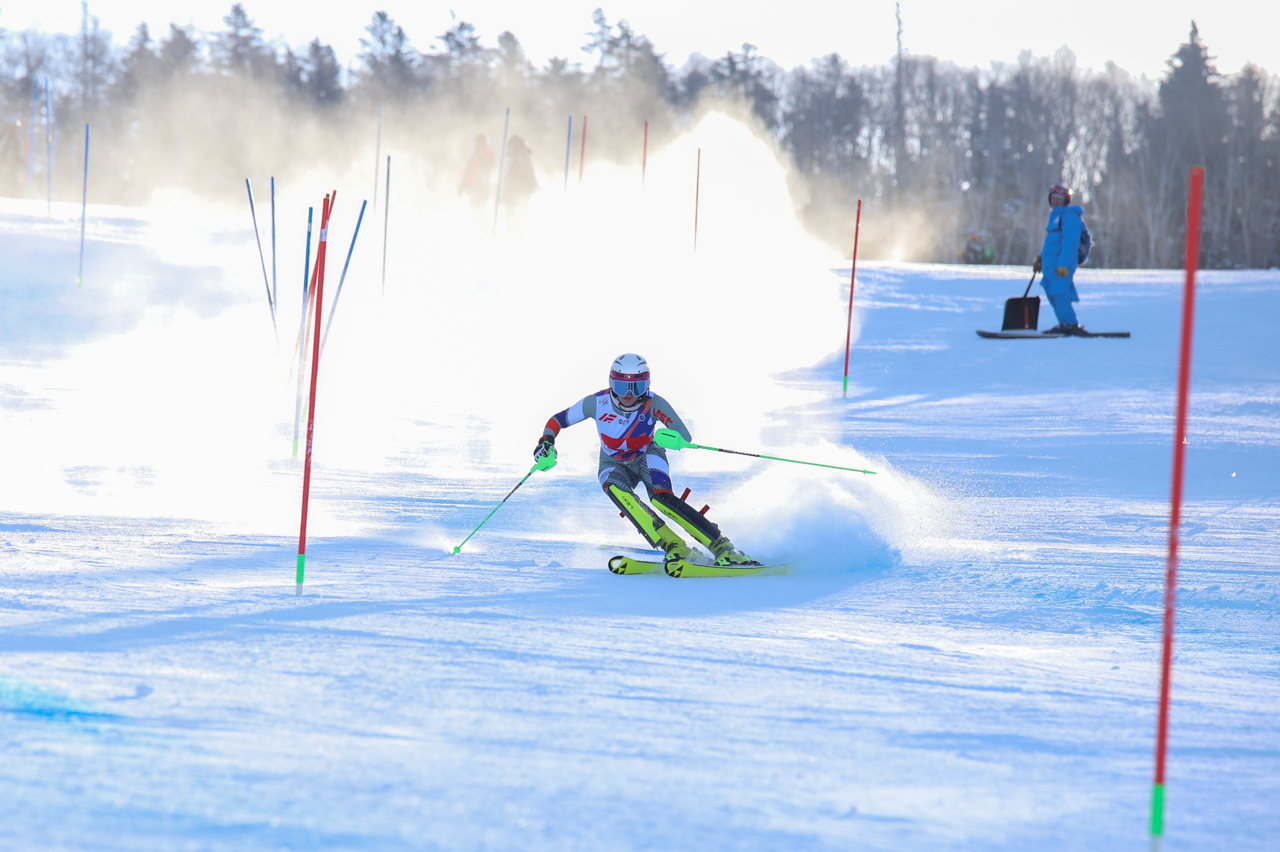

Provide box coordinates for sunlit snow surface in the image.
[2,137,1279,848]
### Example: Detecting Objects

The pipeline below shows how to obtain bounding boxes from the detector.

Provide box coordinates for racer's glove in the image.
[1032,255,1042,273]
[1056,266,1069,278]
[534,436,556,464]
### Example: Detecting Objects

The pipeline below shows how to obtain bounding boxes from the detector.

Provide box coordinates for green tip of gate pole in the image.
[842,375,848,398]
[295,553,305,593]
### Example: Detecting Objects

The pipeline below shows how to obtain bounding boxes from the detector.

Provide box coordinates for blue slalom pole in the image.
[77,124,89,288]
[564,115,572,191]
[492,108,510,236]
[245,178,278,340]
[292,207,314,459]
[271,177,277,311]
[319,199,367,360]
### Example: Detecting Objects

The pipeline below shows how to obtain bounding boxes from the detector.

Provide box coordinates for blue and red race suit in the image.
[543,390,691,462]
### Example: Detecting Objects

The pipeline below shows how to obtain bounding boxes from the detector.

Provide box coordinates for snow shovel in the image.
[1001,270,1041,331]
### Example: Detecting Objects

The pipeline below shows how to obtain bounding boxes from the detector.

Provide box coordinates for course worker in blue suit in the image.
[1033,184,1085,335]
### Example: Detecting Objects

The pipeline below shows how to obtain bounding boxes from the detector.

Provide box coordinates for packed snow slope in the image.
[1,115,1278,851]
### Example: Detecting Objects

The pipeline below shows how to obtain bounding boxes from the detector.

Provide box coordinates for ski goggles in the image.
[610,377,650,398]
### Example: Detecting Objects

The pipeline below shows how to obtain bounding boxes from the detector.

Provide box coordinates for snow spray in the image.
[320,199,368,360]
[245,178,278,339]
[292,207,314,459]
[25,83,37,198]
[492,108,511,236]
[694,148,702,252]
[1150,165,1204,850]
[564,115,573,191]
[381,156,390,296]
[44,81,53,216]
[297,192,334,594]
[642,120,649,187]
[578,115,588,184]
[842,199,863,398]
[373,107,382,212]
[77,124,89,288]
[270,177,277,310]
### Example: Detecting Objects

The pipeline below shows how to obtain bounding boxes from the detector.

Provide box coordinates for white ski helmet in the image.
[609,353,650,411]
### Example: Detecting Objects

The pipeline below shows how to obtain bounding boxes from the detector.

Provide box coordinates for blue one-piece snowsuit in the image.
[1040,205,1084,325]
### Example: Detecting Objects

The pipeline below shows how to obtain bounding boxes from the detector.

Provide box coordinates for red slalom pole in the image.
[1150,165,1204,849]
[578,115,588,184]
[841,199,863,398]
[642,120,649,188]
[297,191,335,595]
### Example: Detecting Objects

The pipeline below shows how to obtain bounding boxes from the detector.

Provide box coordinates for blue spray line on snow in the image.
[77,124,89,288]
[244,178,278,341]
[319,199,367,361]
[492,108,510,236]
[564,115,572,191]
[292,206,314,459]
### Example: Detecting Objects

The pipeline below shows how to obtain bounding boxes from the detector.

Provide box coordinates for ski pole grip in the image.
[653,428,693,451]
[534,448,557,472]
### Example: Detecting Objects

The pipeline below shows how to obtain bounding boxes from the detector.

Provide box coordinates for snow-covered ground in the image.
[1,118,1278,850]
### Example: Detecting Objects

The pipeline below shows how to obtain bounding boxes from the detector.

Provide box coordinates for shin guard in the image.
[652,490,722,548]
[607,484,669,549]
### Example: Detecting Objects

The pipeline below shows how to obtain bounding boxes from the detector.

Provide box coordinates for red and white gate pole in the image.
[297,192,335,595]
[842,199,863,398]
[1150,165,1204,849]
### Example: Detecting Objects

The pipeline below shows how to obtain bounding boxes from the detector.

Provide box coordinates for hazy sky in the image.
[3,0,1276,81]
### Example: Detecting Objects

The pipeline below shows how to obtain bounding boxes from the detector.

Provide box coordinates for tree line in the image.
[1,6,1276,268]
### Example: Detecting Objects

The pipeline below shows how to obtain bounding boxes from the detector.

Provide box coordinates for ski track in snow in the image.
[1,194,1279,851]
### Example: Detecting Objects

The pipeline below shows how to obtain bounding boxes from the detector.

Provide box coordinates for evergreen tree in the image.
[212,4,274,77]
[357,11,418,97]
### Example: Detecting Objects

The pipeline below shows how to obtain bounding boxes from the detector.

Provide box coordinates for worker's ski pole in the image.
[452,452,557,555]
[654,428,875,475]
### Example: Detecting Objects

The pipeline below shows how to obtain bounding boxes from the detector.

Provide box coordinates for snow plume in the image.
[0,111,861,537]
[711,443,957,573]
[311,110,851,482]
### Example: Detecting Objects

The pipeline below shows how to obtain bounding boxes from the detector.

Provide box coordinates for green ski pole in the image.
[653,428,875,475]
[452,450,557,555]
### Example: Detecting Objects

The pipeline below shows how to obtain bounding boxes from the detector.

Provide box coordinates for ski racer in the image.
[1034,184,1087,335]
[534,353,754,567]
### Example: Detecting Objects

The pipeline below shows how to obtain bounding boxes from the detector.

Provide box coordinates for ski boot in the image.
[655,524,695,565]
[709,535,758,567]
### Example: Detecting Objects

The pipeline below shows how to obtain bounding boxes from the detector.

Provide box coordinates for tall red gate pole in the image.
[297,191,335,595]
[1150,165,1204,848]
[842,199,863,398]
[578,115,588,185]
